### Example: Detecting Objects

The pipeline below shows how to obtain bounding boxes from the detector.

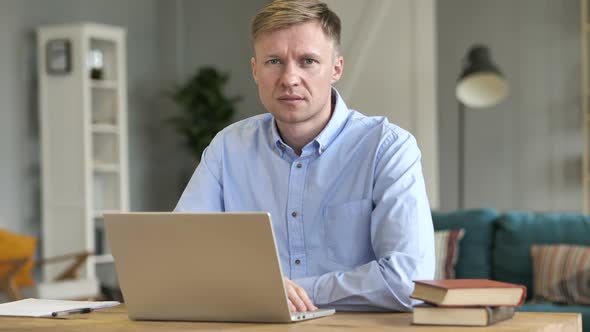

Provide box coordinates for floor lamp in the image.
[455,45,509,209]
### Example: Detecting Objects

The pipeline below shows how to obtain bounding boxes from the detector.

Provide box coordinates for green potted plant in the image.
[169,66,241,160]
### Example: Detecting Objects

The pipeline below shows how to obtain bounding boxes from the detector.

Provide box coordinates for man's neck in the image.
[277,122,323,156]
[276,104,334,156]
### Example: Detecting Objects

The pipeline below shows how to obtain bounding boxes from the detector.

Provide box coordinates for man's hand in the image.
[283,277,318,312]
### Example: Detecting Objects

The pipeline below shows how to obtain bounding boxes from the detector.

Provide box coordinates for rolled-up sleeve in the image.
[294,130,435,311]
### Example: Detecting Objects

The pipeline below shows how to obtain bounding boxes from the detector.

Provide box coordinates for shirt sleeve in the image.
[174,139,225,212]
[294,130,435,311]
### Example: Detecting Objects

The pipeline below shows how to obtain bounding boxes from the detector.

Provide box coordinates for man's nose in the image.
[280,62,301,88]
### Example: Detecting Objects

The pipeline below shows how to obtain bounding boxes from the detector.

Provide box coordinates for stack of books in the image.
[410,279,527,326]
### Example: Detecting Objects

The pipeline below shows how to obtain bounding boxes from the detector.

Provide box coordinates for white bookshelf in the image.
[38,23,129,281]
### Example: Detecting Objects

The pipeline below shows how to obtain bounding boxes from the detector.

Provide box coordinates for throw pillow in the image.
[530,244,590,304]
[434,229,465,279]
[0,229,37,287]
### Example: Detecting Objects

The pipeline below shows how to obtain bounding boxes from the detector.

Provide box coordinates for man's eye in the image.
[267,59,280,65]
[303,58,316,65]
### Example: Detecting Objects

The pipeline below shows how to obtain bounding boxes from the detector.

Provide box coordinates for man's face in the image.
[251,21,343,130]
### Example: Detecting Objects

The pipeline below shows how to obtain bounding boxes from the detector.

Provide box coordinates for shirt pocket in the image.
[322,199,373,267]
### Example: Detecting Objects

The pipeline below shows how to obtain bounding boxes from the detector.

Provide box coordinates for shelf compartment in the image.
[88,38,118,81]
[93,163,119,173]
[92,124,118,134]
[93,172,121,211]
[91,88,118,125]
[91,80,117,90]
[94,254,114,264]
[92,133,119,165]
[94,217,106,256]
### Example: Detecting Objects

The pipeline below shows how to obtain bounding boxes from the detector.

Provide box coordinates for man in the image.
[175,0,434,313]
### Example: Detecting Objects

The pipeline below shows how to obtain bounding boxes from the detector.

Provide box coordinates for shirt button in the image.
[295,259,301,265]
[296,163,302,168]
[291,211,298,218]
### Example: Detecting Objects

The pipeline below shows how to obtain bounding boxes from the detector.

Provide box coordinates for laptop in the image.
[103,212,335,323]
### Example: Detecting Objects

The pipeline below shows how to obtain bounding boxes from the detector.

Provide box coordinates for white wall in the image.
[324,0,439,208]
[177,0,268,120]
[437,0,581,212]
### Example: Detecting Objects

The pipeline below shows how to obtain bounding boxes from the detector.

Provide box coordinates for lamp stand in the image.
[458,102,465,209]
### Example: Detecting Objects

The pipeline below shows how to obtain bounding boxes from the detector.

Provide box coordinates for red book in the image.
[411,279,527,307]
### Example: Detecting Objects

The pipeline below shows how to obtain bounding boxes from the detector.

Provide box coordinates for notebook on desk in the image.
[103,212,335,323]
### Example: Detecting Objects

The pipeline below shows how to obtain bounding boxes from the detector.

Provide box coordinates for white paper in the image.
[0,298,120,317]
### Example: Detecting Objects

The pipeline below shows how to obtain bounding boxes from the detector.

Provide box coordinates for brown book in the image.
[412,305,515,326]
[411,279,526,306]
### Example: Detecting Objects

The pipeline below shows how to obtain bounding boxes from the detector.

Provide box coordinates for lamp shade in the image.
[456,45,508,108]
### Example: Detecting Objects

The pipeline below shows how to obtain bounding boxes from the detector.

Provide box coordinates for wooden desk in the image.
[0,306,581,331]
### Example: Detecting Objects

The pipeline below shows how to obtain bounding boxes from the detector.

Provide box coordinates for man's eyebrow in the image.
[260,51,322,59]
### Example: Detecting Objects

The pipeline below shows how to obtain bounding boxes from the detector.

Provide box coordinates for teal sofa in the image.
[432,209,590,332]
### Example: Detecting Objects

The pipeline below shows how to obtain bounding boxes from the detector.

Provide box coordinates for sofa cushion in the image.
[530,244,590,304]
[434,229,465,279]
[493,212,590,300]
[432,209,498,279]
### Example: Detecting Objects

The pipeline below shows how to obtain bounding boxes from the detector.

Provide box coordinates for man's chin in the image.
[275,116,303,125]
[271,108,305,121]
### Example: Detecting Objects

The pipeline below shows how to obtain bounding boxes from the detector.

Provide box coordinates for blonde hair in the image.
[251,0,341,51]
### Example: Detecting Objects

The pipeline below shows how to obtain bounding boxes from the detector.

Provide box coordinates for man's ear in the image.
[331,55,343,84]
[251,57,258,84]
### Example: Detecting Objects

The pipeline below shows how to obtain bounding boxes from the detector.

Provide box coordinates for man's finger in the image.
[287,299,296,312]
[295,286,317,311]
[287,286,307,312]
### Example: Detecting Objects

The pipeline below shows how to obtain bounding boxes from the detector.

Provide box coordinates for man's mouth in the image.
[278,94,305,104]
[279,95,305,102]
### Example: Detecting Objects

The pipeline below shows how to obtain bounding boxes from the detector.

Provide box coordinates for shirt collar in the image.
[270,115,286,152]
[314,88,350,155]
[269,87,351,155]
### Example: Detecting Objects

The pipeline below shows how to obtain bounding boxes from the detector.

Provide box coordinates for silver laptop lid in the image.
[104,212,294,322]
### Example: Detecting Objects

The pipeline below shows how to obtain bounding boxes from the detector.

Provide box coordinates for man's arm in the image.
[174,144,224,212]
[295,131,435,311]
[178,141,318,313]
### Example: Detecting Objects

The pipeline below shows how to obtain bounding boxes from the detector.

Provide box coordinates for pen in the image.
[51,307,93,317]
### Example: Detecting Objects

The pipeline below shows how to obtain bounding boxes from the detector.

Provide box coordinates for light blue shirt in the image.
[175,89,435,312]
